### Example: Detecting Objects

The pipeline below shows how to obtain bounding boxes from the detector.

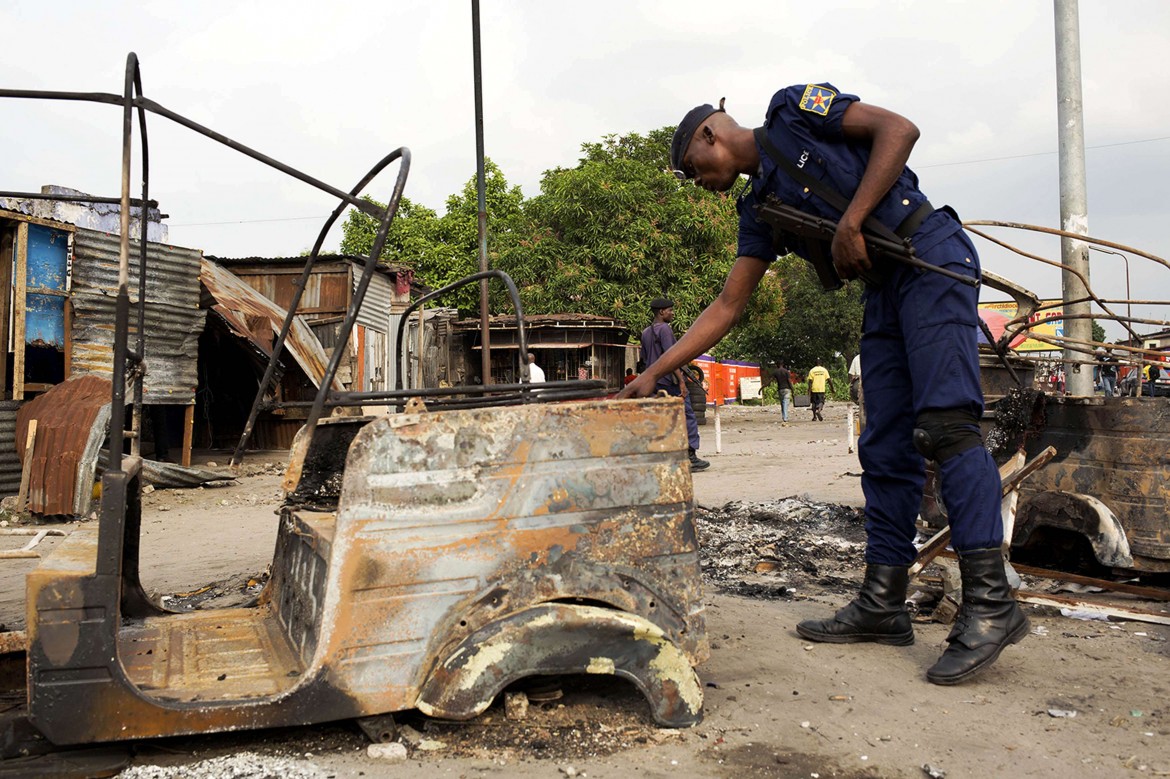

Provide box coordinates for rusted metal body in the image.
[25,396,707,744]
[15,375,111,516]
[1012,395,1170,572]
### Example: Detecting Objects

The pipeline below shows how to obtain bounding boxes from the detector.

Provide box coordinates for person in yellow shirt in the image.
[806,363,834,421]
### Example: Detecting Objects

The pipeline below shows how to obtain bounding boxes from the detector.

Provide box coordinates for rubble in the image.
[117,751,328,778]
[696,497,866,599]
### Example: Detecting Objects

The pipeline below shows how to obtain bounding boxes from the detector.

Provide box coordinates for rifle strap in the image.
[752,126,931,243]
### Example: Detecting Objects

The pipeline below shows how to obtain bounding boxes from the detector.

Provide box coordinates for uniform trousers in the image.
[657,379,701,450]
[857,228,1002,566]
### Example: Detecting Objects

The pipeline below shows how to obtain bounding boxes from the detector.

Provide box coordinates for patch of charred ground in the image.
[696,497,868,600]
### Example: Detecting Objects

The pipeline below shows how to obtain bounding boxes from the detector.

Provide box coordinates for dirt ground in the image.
[2,401,1170,778]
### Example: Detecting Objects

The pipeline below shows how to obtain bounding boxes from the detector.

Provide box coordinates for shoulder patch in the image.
[799,84,836,116]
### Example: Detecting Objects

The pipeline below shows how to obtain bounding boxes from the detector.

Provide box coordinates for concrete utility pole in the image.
[1054,0,1093,396]
[472,0,492,384]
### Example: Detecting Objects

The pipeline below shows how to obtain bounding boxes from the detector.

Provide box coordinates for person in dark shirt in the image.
[770,362,793,425]
[639,297,710,471]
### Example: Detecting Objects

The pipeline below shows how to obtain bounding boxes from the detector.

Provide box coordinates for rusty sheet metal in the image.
[200,258,343,391]
[70,229,204,404]
[232,261,351,317]
[1014,396,1170,571]
[15,375,111,516]
[27,396,706,744]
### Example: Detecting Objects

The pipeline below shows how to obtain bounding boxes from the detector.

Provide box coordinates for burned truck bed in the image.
[26,396,708,745]
[1012,394,1170,573]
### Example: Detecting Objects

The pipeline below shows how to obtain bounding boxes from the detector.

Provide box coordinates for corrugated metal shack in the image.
[453,314,630,391]
[0,199,204,495]
[200,256,416,449]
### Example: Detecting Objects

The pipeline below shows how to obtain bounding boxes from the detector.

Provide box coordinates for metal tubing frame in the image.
[395,269,530,390]
[1,52,413,561]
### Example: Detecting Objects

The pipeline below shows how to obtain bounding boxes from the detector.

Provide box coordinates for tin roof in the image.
[206,254,411,276]
[200,258,343,391]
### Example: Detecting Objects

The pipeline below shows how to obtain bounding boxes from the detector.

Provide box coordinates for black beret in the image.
[650,297,674,310]
[670,98,725,174]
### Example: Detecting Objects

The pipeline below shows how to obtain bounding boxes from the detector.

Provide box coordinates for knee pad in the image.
[912,409,983,462]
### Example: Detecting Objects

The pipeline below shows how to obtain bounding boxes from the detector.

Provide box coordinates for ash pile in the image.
[696,497,867,599]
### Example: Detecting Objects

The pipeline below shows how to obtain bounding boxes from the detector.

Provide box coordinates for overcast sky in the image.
[3,0,1168,335]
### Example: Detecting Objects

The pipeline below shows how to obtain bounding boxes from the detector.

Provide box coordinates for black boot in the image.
[796,564,914,645]
[926,549,1030,685]
[688,448,710,472]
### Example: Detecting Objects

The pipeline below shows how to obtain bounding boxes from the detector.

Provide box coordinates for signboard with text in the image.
[979,301,1064,352]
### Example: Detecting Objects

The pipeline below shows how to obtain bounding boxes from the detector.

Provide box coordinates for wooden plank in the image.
[909,527,952,576]
[1017,591,1170,626]
[0,208,77,232]
[13,221,27,400]
[182,404,194,467]
[910,447,1056,576]
[1012,562,1170,602]
[15,419,36,511]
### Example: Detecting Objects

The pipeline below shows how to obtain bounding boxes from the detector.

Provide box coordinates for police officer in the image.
[619,83,1028,685]
[641,297,710,472]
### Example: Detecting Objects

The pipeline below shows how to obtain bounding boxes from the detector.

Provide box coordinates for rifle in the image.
[753,195,980,292]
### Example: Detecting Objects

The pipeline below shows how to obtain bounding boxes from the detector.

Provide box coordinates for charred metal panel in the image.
[417,603,703,727]
[71,229,204,404]
[284,416,370,507]
[26,396,706,744]
[315,396,706,714]
[1016,396,1170,570]
[270,510,334,665]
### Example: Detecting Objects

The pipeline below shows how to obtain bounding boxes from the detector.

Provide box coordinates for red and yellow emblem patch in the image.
[799,85,836,116]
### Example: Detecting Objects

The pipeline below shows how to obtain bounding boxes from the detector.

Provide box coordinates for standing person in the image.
[806,362,833,421]
[624,367,638,386]
[526,352,546,383]
[640,297,710,471]
[1095,349,1117,397]
[849,352,862,404]
[1143,360,1161,396]
[770,362,794,425]
[619,83,1027,684]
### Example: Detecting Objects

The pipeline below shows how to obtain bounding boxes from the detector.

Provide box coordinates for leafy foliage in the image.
[338,128,865,369]
[340,160,524,313]
[718,252,863,372]
[494,128,746,333]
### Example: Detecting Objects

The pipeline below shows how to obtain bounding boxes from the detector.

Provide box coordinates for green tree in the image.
[1091,320,1106,344]
[720,252,863,372]
[340,160,525,314]
[494,128,757,335]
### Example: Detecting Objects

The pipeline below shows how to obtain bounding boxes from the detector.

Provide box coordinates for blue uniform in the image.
[641,322,701,451]
[737,83,1002,565]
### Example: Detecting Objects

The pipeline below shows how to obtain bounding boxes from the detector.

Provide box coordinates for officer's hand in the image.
[617,374,657,399]
[831,221,872,280]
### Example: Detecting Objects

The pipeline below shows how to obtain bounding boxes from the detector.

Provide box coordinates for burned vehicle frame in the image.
[936,221,1170,576]
[1,53,707,750]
